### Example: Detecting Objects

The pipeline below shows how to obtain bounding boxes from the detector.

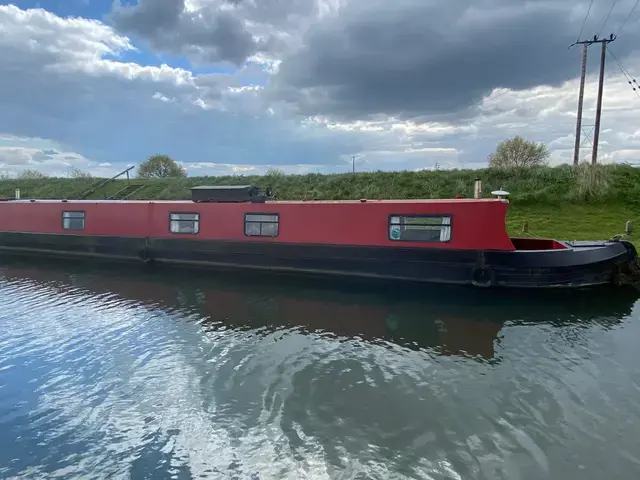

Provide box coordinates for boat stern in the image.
[487,237,640,290]
[612,240,640,290]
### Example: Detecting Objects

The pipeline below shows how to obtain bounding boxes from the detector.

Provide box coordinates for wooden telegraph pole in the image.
[571,34,616,165]
[573,43,588,166]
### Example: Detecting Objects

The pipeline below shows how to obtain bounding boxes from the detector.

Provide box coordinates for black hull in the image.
[0,232,638,290]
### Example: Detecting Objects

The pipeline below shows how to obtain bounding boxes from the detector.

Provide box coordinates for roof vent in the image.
[490,189,510,200]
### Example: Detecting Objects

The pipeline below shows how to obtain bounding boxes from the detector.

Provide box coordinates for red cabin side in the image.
[0,198,516,251]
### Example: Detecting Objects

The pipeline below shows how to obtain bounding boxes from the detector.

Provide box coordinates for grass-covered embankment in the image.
[0,164,637,243]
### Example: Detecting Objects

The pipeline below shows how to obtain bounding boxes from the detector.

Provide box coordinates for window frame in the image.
[61,210,86,231]
[244,212,280,238]
[387,214,453,243]
[168,211,200,235]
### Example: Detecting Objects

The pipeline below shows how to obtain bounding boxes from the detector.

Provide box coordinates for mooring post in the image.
[625,220,632,236]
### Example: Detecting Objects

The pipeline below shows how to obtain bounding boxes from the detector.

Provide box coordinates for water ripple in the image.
[0,262,639,479]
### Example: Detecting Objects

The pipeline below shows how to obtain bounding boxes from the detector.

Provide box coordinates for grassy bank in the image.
[505,203,635,242]
[2,164,640,203]
[0,164,637,243]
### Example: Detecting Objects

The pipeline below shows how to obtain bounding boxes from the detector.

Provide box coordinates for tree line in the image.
[1,137,552,179]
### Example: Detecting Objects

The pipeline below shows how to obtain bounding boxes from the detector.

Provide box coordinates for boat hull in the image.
[0,232,637,290]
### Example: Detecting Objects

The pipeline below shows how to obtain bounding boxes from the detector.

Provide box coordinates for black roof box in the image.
[190,185,271,203]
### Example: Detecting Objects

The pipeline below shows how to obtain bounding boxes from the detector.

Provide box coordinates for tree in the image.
[265,167,286,178]
[137,155,186,178]
[67,166,93,179]
[488,136,550,168]
[17,169,48,179]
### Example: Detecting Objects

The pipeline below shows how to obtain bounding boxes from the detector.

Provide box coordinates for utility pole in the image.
[571,34,616,165]
[592,39,609,165]
[351,155,356,173]
[573,43,588,165]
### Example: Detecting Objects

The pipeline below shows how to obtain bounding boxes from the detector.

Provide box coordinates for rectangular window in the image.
[170,212,200,234]
[245,213,279,237]
[62,211,85,230]
[389,215,452,242]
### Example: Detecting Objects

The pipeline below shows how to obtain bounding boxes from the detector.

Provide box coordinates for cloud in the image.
[0,5,196,144]
[109,0,258,66]
[301,61,640,169]
[267,0,640,121]
[0,5,365,176]
[0,2,639,179]
[0,135,113,177]
[108,0,337,67]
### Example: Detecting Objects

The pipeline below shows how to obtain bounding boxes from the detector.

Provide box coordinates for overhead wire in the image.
[617,0,640,35]
[577,0,595,42]
[607,47,640,99]
[598,0,620,37]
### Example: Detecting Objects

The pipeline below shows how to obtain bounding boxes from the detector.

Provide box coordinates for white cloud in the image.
[469,73,640,164]
[0,5,363,176]
[0,3,638,179]
[0,135,120,177]
[182,161,333,175]
[305,67,640,169]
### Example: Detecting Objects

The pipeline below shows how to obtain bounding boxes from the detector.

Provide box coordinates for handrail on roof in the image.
[78,165,135,200]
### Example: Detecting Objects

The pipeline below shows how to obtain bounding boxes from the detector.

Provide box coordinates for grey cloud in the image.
[40,149,60,156]
[30,150,56,163]
[4,3,640,176]
[233,0,319,28]
[0,148,33,166]
[109,0,330,64]
[0,148,69,167]
[267,0,640,121]
[0,5,363,169]
[109,0,258,66]
[110,0,182,35]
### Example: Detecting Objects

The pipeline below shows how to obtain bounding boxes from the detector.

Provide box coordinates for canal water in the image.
[1,259,639,479]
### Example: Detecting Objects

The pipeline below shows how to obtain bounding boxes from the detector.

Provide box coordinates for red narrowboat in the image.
[0,185,638,290]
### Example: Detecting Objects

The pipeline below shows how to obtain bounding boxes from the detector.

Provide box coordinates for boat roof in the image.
[2,198,508,205]
[190,185,253,190]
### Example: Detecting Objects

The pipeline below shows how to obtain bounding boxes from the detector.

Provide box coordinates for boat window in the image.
[170,212,200,234]
[62,211,85,230]
[389,215,452,242]
[245,213,279,237]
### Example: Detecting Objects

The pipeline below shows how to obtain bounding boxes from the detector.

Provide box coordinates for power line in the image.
[617,0,640,35]
[599,0,619,37]
[607,46,640,98]
[577,0,595,42]
[607,47,632,77]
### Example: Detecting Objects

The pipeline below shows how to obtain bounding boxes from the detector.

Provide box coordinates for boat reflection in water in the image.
[0,259,636,362]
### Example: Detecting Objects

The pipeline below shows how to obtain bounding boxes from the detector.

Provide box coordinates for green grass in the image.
[3,164,640,203]
[506,204,636,245]
[0,164,637,245]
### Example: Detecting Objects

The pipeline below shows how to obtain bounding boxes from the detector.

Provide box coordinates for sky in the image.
[0,0,639,177]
